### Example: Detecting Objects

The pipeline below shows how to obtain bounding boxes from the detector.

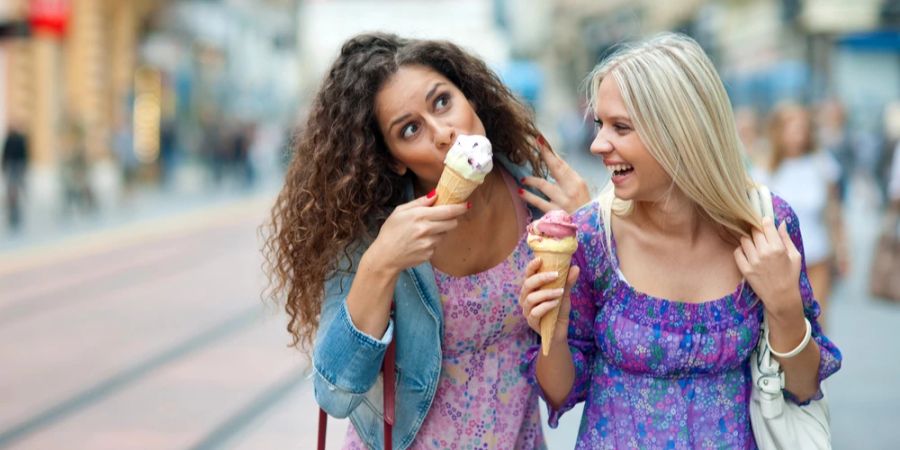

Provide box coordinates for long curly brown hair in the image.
[262,32,546,351]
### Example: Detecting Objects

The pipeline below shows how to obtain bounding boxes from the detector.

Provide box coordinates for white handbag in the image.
[747,185,832,450]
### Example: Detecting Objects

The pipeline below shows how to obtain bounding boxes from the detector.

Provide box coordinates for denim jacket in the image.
[313,154,546,449]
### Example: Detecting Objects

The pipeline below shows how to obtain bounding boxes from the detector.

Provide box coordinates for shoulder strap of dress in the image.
[499,168,528,234]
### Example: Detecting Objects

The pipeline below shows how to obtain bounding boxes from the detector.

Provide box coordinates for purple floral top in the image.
[524,195,842,449]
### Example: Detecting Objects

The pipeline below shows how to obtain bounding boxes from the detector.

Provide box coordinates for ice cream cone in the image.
[526,209,579,356]
[531,248,575,356]
[434,165,481,206]
[434,135,492,205]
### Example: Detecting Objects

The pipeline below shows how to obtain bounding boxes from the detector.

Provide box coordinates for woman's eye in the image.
[593,119,602,128]
[435,94,450,110]
[401,123,419,139]
[614,124,630,133]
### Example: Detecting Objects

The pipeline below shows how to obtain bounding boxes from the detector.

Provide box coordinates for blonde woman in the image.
[519,34,842,448]
[755,103,848,326]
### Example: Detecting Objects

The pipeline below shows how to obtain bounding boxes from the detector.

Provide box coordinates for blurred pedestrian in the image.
[60,122,96,216]
[521,34,841,448]
[262,32,589,449]
[868,139,900,302]
[159,119,178,189]
[734,106,767,171]
[199,108,224,186]
[880,101,900,208]
[889,136,900,212]
[231,122,255,188]
[816,99,855,201]
[2,122,28,230]
[113,118,138,198]
[756,103,848,327]
[851,108,886,205]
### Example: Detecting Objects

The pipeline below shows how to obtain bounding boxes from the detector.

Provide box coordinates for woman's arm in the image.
[521,220,602,426]
[825,183,849,275]
[521,261,579,408]
[344,250,401,339]
[314,266,392,418]
[767,307,822,402]
[535,332,577,409]
[345,193,468,336]
[734,207,842,404]
[313,193,468,416]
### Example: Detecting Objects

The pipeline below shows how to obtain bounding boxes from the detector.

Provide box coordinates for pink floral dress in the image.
[345,171,545,449]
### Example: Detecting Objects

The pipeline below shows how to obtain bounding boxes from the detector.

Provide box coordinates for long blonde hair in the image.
[588,33,762,237]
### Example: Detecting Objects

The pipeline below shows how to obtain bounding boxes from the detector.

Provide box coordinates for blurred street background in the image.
[1,0,899,449]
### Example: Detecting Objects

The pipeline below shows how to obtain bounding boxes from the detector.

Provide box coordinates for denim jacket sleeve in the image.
[312,258,395,418]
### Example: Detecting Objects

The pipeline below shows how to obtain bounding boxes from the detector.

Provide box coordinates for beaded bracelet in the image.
[766,317,812,359]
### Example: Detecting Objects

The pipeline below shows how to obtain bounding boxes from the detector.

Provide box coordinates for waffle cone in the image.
[532,249,575,356]
[434,166,481,205]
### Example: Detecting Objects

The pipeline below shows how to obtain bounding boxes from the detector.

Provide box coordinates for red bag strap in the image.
[383,338,397,447]
[317,408,327,450]
[316,334,397,449]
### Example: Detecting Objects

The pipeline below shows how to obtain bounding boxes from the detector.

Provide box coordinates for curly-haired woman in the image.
[262,33,590,449]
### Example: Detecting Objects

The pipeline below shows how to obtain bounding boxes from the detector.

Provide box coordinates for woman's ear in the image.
[390,160,408,176]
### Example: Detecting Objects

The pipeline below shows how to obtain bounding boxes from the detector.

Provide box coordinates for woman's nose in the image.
[432,120,456,150]
[589,132,612,155]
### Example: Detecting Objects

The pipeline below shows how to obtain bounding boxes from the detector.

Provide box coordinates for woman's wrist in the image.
[763,290,803,321]
[767,318,812,358]
[551,327,570,347]
[765,299,808,354]
[361,244,402,279]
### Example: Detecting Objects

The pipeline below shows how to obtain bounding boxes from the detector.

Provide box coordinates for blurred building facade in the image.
[0,0,162,213]
[493,0,900,148]
[1,0,898,225]
[0,0,299,226]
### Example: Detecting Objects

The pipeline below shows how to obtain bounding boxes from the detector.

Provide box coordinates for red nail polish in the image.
[520,177,526,183]
[466,201,472,209]
[537,134,546,146]
[518,188,524,195]
[427,189,436,199]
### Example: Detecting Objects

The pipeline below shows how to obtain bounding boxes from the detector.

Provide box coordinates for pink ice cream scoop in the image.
[527,209,577,239]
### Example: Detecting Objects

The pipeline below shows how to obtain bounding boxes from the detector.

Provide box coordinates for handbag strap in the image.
[383,338,396,448]
[317,408,327,450]
[598,184,615,254]
[316,334,397,449]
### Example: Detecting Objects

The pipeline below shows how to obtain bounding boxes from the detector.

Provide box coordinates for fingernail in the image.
[537,134,546,146]
[466,201,472,209]
[518,188,524,195]
[427,189,436,199]
[520,177,526,183]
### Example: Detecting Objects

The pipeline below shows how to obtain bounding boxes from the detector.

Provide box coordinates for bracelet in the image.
[766,317,812,359]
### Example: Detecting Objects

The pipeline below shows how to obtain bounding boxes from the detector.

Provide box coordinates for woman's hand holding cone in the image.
[367,191,468,274]
[519,257,580,345]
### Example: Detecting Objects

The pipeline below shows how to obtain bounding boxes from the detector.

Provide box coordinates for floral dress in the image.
[524,195,842,449]
[346,171,545,449]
